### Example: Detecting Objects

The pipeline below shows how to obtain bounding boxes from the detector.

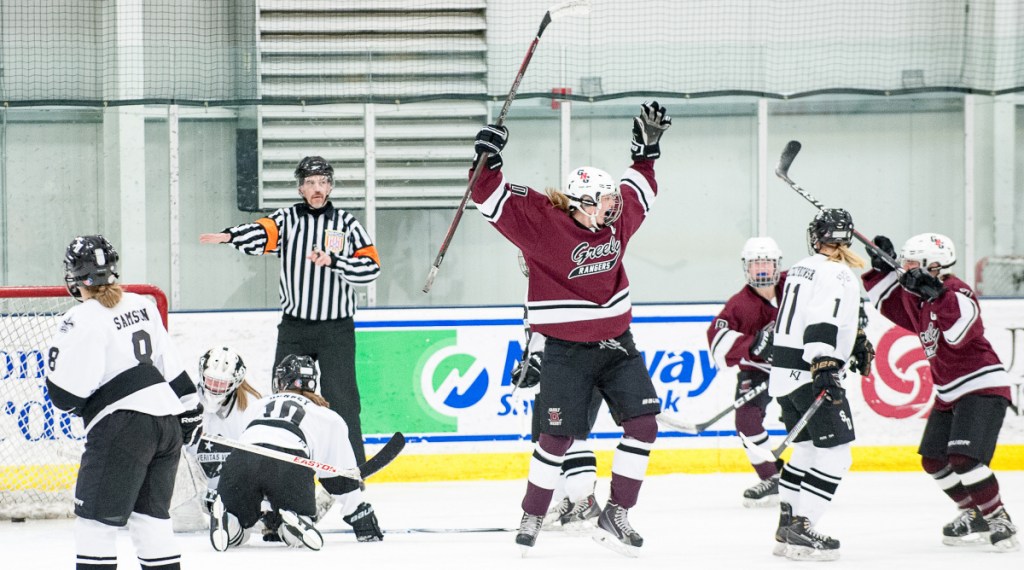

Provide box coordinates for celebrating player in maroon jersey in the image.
[707,237,787,506]
[863,233,1018,551]
[470,102,671,557]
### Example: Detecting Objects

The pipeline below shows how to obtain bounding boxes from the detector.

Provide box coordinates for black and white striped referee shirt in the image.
[224,201,381,320]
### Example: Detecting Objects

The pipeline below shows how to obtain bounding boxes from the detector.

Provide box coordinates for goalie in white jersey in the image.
[767,209,873,561]
[46,235,203,570]
[208,354,383,551]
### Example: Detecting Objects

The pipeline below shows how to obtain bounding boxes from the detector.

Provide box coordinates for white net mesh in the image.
[976,256,1024,298]
[0,285,167,520]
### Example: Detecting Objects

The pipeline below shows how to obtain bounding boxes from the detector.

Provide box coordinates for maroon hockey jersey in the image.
[471,161,658,342]
[863,269,1012,410]
[707,271,788,373]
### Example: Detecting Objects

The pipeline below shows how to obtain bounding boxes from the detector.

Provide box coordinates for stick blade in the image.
[359,432,406,480]
[738,432,778,464]
[775,140,802,178]
[549,0,591,20]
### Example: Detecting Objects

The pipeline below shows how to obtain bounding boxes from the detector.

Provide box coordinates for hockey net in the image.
[975,256,1024,298]
[0,285,168,520]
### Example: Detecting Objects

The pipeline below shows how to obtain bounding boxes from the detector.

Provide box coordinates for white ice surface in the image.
[3,471,1023,569]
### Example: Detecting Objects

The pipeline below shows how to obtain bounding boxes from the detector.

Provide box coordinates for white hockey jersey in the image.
[46,292,197,432]
[242,392,358,480]
[768,253,861,397]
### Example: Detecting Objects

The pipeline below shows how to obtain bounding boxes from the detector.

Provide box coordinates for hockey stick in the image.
[740,390,827,464]
[324,526,515,535]
[776,140,901,272]
[421,0,591,293]
[201,432,405,482]
[656,382,768,434]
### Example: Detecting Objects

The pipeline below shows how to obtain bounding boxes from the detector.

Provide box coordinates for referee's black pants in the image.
[275,316,365,463]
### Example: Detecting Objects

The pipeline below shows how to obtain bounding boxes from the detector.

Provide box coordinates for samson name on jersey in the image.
[45,292,196,432]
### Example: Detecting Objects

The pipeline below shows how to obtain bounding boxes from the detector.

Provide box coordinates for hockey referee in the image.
[200,156,381,464]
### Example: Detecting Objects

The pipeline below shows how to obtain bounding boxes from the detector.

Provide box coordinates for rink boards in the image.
[3,301,1023,489]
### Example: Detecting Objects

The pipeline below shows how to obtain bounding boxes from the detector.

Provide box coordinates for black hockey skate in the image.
[782,515,840,561]
[541,497,571,530]
[941,506,990,546]
[515,512,544,555]
[772,501,792,557]
[559,494,601,533]
[984,506,1020,552]
[742,475,780,508]
[592,502,642,558]
[278,509,324,551]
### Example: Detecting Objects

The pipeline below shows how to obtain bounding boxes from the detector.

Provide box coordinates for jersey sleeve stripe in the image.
[866,272,899,309]
[620,170,654,213]
[710,328,741,369]
[942,292,979,346]
[45,378,87,414]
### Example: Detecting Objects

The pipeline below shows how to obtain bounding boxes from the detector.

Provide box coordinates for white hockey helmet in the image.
[899,233,956,275]
[198,347,247,407]
[741,237,783,288]
[565,166,622,229]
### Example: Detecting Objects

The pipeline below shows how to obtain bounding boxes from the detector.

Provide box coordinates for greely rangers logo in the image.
[568,234,621,279]
[919,322,940,358]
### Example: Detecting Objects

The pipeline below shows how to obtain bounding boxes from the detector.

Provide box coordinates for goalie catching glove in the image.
[810,357,844,404]
[473,124,509,170]
[631,101,672,160]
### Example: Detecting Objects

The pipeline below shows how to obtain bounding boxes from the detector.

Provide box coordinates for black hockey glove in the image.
[179,403,204,446]
[630,101,672,160]
[748,322,774,363]
[473,124,509,170]
[899,267,944,302]
[848,329,875,376]
[343,502,384,542]
[511,351,542,389]
[867,235,898,274]
[810,357,845,404]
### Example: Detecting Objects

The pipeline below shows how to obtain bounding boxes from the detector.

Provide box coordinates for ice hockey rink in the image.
[3,471,1022,569]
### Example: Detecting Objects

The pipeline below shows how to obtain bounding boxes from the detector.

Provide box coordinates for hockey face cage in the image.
[741,237,783,288]
[198,347,247,407]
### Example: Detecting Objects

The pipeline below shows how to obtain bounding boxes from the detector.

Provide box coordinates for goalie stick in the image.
[740,390,827,464]
[422,0,591,293]
[656,382,768,434]
[775,140,901,272]
[201,431,405,482]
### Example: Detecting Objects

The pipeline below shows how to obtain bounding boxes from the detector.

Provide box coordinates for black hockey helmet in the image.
[807,208,854,252]
[294,156,334,185]
[273,354,318,394]
[64,235,120,301]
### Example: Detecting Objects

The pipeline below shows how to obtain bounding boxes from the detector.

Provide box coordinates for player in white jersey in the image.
[45,235,203,570]
[208,354,382,551]
[767,210,872,561]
